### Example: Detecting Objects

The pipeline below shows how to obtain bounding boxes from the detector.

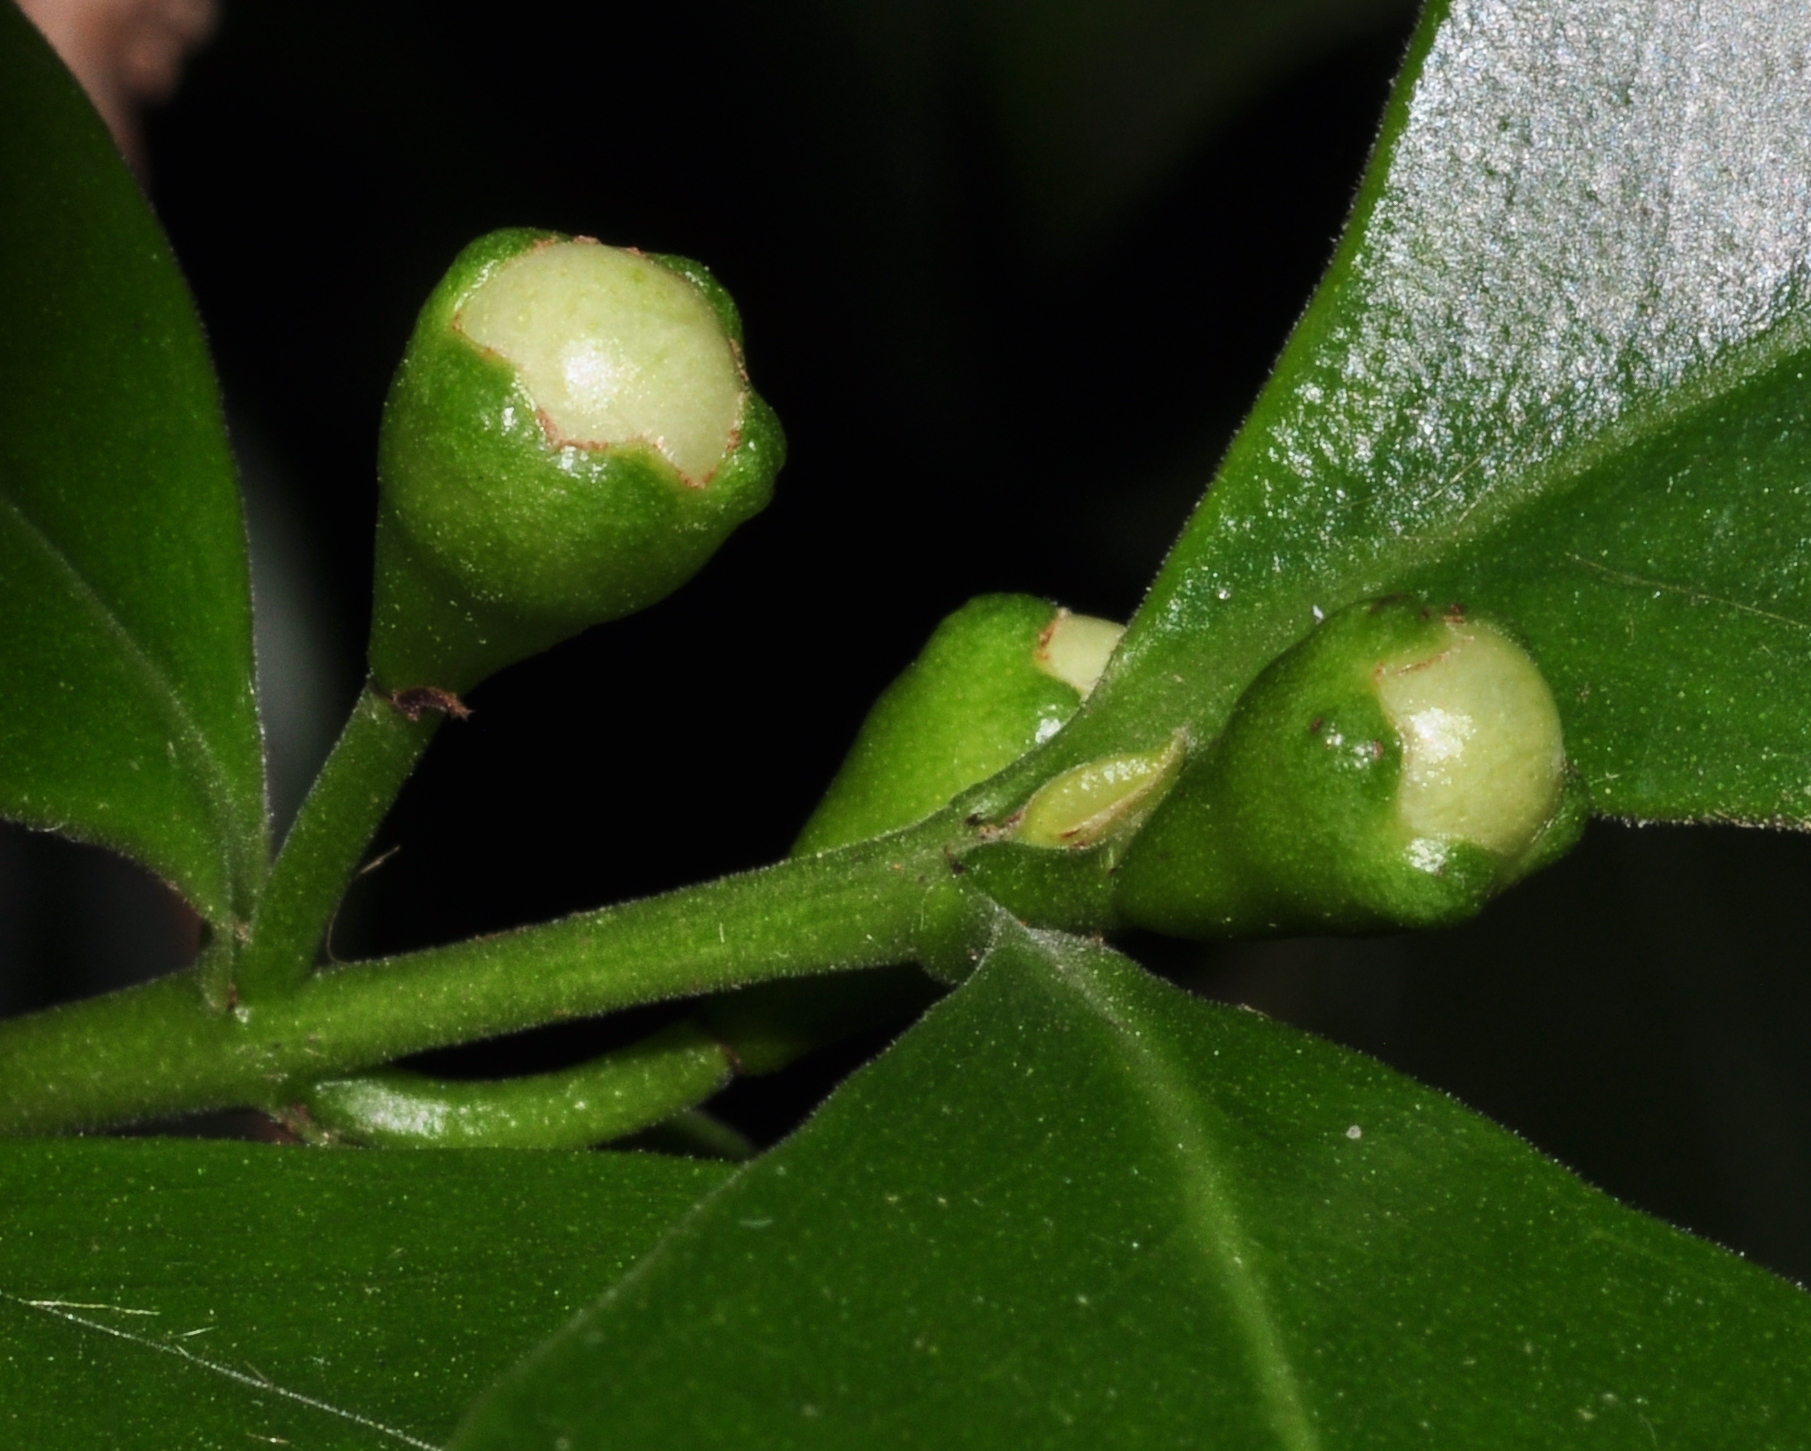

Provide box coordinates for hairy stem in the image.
[233,684,440,1004]
[294,964,941,1149]
[0,824,962,1134]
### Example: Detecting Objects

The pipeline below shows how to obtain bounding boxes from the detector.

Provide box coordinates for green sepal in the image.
[794,594,1084,854]
[1116,598,1581,937]
[370,229,784,694]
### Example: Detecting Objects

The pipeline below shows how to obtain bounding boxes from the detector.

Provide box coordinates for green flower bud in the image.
[1114,597,1588,936]
[793,595,1124,854]
[370,229,785,697]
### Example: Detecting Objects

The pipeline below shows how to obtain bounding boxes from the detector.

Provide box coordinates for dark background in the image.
[5,0,1811,1285]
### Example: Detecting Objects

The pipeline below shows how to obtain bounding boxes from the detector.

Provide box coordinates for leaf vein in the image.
[1563,552,1811,631]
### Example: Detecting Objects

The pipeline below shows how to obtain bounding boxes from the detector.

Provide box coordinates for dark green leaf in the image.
[1400,357,1811,823]
[0,1141,727,1449]
[455,928,1811,1448]
[1065,0,1811,826]
[0,5,264,924]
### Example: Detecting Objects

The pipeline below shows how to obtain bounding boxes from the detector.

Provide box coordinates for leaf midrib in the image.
[1026,927,1321,1451]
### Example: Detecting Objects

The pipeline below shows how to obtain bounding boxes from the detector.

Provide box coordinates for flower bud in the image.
[370,230,784,696]
[793,596,1123,854]
[1114,597,1587,936]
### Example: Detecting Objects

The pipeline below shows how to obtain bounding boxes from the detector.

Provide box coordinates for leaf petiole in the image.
[292,1020,736,1149]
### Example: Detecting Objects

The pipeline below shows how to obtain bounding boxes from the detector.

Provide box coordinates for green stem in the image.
[233,684,440,1004]
[295,1021,733,1149]
[288,964,939,1150]
[0,825,961,1135]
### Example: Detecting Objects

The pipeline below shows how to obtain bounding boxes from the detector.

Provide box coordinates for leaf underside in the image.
[0,5,264,924]
[0,1141,729,1449]
[454,929,1811,1449]
[1055,0,1811,829]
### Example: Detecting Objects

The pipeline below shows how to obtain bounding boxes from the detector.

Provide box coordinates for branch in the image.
[0,820,966,1134]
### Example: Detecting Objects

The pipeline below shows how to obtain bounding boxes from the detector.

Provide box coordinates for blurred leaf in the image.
[0,1141,728,1449]
[1068,0,1811,826]
[452,925,1811,1448]
[972,0,1412,252]
[0,4,264,924]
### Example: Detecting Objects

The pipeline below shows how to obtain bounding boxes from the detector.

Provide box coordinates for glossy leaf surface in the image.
[455,926,1811,1448]
[0,1141,728,1449]
[1048,0,1811,828]
[0,5,263,923]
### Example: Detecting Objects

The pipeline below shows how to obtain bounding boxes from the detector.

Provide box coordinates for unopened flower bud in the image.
[370,230,784,696]
[1115,597,1587,936]
[793,596,1123,854]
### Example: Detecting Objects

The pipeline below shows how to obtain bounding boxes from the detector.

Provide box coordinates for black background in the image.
[5,0,1811,1286]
